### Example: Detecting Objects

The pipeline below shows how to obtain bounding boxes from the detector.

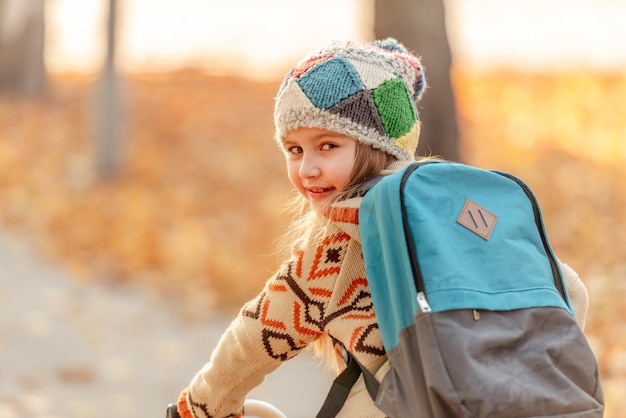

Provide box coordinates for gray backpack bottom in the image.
[376,307,604,418]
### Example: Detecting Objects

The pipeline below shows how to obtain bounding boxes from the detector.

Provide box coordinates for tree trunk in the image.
[96,0,122,178]
[0,0,46,96]
[374,0,461,162]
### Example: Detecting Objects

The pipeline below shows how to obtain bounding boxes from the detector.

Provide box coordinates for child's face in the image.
[282,127,357,207]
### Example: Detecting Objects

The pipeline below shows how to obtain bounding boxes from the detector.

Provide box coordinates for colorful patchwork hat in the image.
[274,38,426,161]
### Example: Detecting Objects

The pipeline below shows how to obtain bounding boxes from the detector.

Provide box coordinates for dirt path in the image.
[0,229,333,418]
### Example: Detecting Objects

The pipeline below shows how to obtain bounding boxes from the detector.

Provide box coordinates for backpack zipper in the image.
[398,163,567,313]
[400,163,432,313]
[495,172,567,301]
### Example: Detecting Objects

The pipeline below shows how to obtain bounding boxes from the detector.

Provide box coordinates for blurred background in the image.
[0,0,624,417]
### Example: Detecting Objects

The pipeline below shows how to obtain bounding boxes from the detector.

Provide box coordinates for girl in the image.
[175,39,589,418]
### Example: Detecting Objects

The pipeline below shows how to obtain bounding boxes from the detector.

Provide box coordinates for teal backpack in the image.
[317,161,604,418]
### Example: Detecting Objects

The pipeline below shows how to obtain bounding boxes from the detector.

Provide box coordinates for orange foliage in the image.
[0,71,292,309]
[454,70,626,416]
[1,69,625,414]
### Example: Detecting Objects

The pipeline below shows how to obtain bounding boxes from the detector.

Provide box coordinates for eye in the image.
[321,143,337,151]
[287,146,303,155]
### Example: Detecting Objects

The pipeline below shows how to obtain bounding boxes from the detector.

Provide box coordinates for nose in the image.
[299,153,321,179]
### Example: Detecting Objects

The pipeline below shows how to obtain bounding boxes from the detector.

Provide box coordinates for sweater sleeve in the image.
[177,312,285,418]
[558,260,589,330]
[177,255,326,418]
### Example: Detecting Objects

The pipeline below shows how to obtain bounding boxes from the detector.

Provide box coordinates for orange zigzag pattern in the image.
[324,206,359,224]
[295,250,304,278]
[309,287,332,298]
[293,301,322,338]
[261,299,286,330]
[308,232,350,280]
[349,325,365,352]
[343,312,376,320]
[338,277,369,306]
[268,283,287,292]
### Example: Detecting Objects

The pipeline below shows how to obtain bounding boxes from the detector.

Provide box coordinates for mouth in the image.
[305,186,336,200]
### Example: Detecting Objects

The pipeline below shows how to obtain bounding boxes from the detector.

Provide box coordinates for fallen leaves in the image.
[0,69,625,412]
[0,71,291,309]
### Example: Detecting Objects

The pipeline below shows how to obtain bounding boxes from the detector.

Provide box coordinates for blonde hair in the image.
[277,143,441,370]
[277,142,395,260]
[275,142,395,371]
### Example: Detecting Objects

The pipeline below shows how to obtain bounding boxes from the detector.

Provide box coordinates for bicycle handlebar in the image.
[166,404,180,418]
[166,399,288,418]
[243,399,288,418]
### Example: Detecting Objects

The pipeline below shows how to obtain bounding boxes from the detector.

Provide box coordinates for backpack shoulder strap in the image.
[316,338,380,418]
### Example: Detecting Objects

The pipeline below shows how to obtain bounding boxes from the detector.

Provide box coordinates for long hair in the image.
[276,142,395,261]
[275,142,396,371]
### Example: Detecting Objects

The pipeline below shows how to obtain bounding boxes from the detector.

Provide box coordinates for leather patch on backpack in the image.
[457,199,498,240]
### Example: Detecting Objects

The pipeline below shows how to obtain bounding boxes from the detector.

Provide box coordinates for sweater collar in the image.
[322,160,413,245]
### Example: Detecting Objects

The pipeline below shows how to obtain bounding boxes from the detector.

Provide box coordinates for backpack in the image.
[317,161,604,418]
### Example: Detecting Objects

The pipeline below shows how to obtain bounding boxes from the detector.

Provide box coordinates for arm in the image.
[177,312,285,418]
[177,259,322,418]
[558,260,589,330]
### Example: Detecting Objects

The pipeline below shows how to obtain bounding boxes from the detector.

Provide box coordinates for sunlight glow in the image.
[447,0,626,71]
[121,0,372,78]
[46,0,106,73]
[45,0,626,78]
[45,0,373,79]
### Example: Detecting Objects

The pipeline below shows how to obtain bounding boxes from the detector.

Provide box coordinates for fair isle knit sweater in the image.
[177,193,590,418]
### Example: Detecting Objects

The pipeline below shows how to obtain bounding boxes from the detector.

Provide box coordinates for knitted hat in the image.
[274,38,426,161]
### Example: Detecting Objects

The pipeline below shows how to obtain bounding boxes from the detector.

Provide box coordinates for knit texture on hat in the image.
[274,38,426,161]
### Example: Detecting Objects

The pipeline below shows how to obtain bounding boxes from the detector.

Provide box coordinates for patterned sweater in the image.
[177,189,590,418]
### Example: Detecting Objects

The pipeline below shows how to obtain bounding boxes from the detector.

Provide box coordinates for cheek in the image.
[340,165,355,188]
[332,161,355,191]
[336,143,357,189]
[343,150,358,184]
[286,160,302,188]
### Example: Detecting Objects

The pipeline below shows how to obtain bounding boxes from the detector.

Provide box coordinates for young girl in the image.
[175,38,589,418]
